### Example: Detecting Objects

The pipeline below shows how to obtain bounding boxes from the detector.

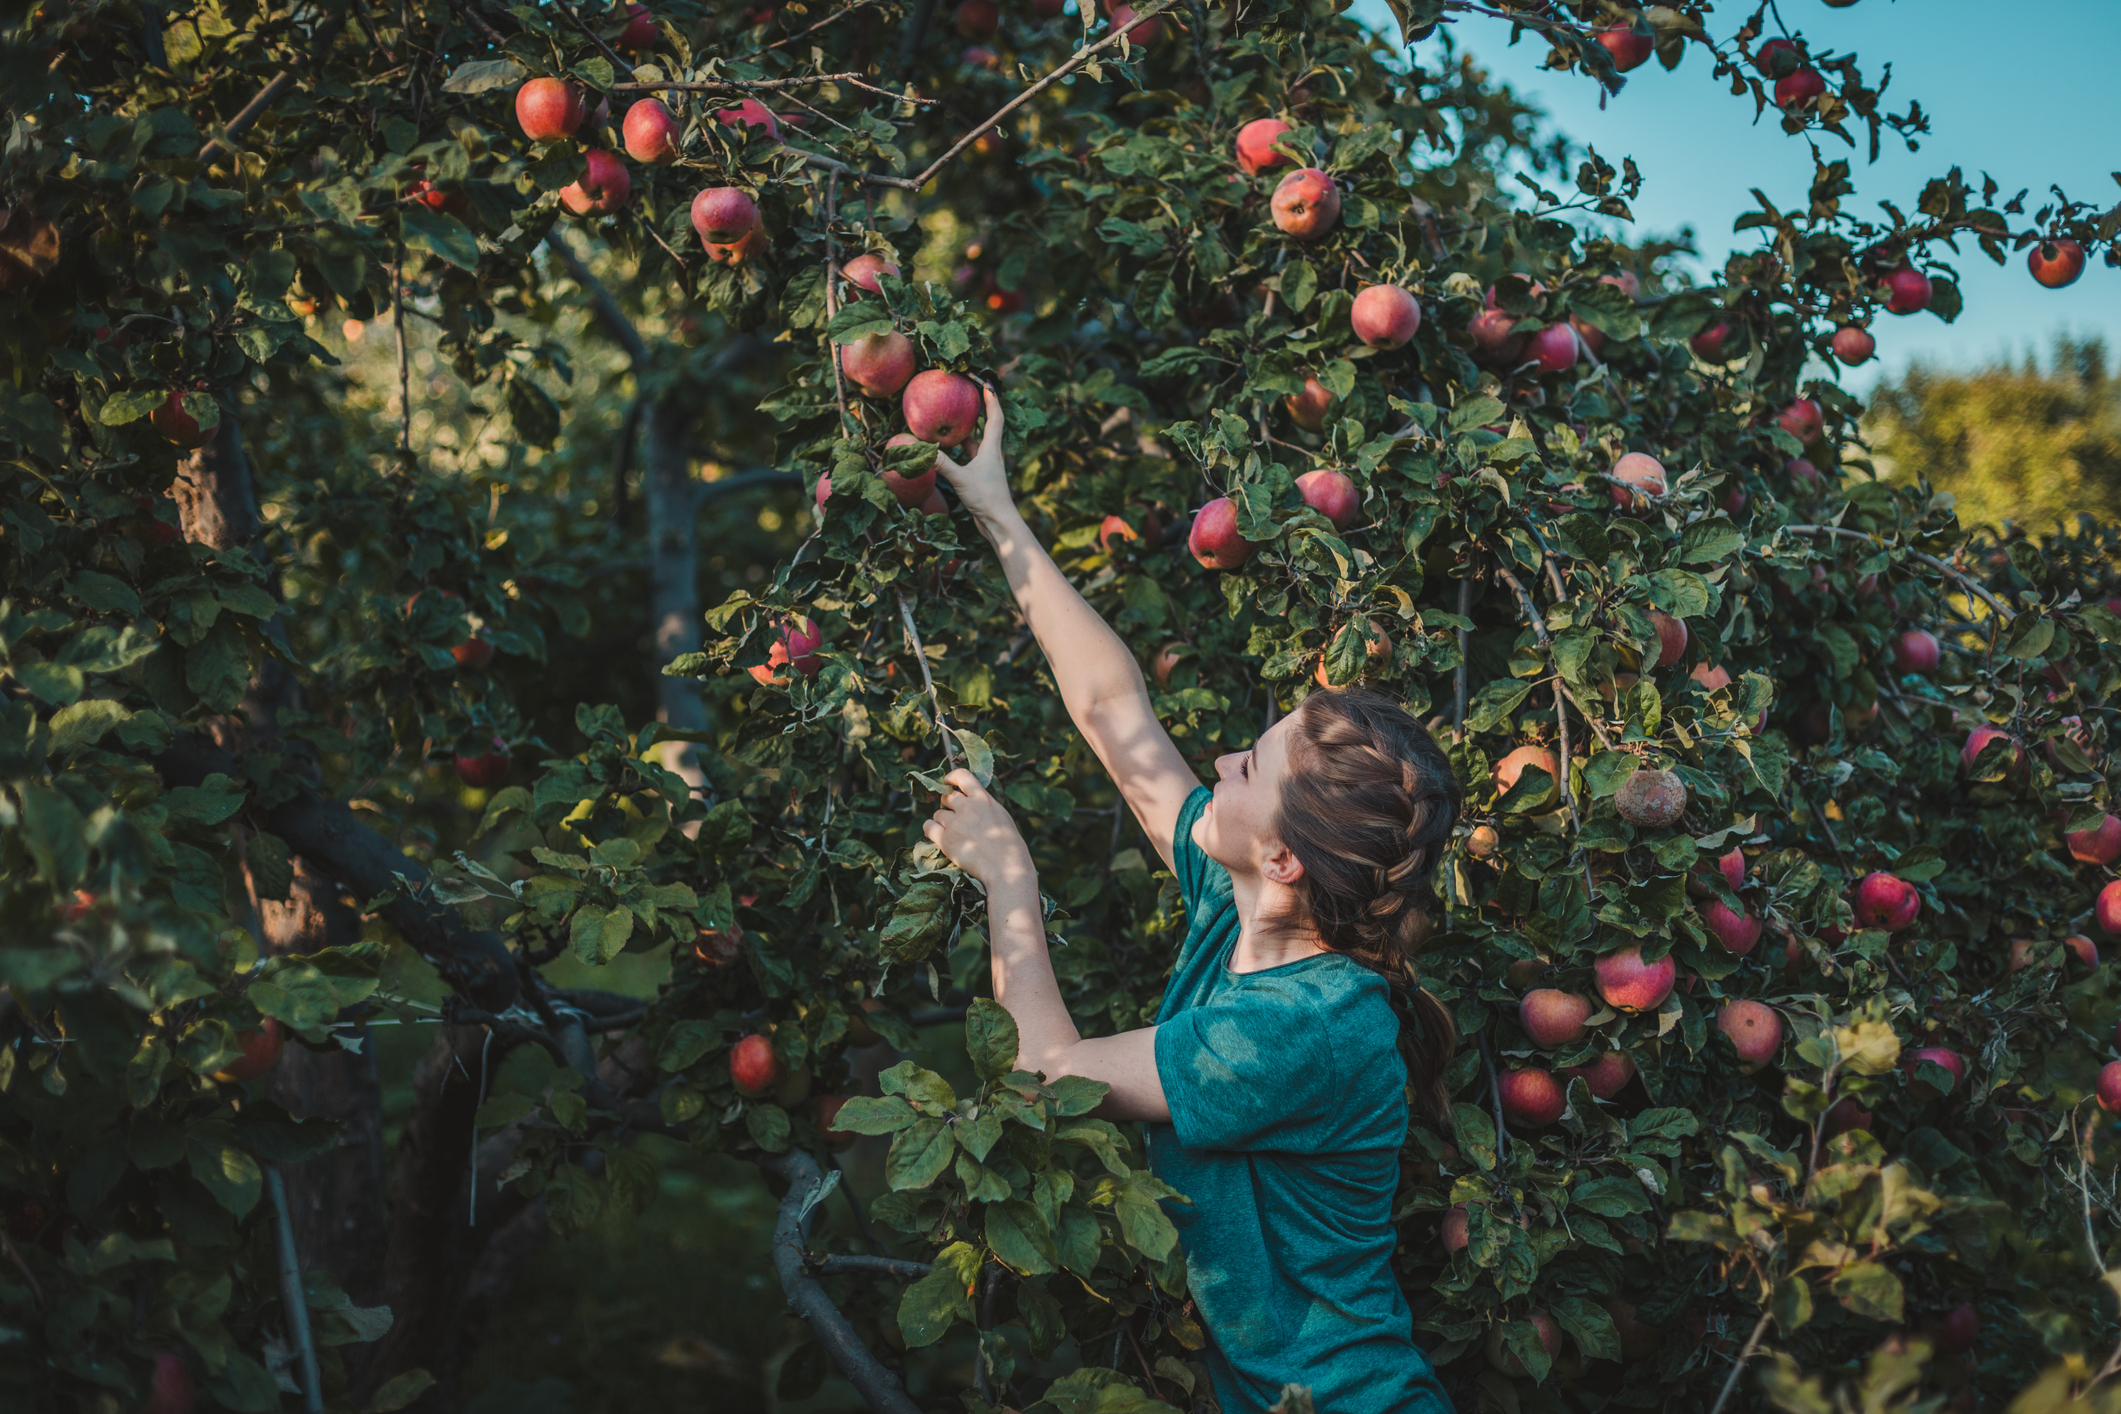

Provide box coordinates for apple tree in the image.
[4,0,2121,1410]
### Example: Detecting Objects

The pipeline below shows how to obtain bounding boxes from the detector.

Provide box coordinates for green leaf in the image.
[885,1116,956,1190]
[1677,518,1744,565]
[1830,1260,1904,1322]
[964,998,1020,1082]
[441,59,525,93]
[401,204,481,271]
[186,1133,263,1218]
[48,698,134,755]
[99,388,167,425]
[1772,1274,1815,1333]
[827,1095,920,1135]
[952,728,995,786]
[369,1369,437,1413]
[570,904,635,964]
[896,1241,980,1347]
[880,877,952,963]
[985,1199,1059,1274]
[655,1020,717,1072]
[827,301,896,344]
[1550,1295,1621,1362]
[747,1103,792,1153]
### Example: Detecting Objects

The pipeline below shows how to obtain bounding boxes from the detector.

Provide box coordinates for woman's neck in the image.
[1226,868,1329,974]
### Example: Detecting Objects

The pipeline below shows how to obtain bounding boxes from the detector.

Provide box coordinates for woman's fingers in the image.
[943,767,985,798]
[973,385,1005,460]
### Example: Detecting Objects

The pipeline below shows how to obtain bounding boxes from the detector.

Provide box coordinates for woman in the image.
[919,388,1462,1414]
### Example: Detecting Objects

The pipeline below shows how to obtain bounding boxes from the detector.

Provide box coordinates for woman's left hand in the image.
[922,769,1035,889]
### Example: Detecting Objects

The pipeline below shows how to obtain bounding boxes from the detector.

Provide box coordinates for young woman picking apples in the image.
[922,387,1460,1414]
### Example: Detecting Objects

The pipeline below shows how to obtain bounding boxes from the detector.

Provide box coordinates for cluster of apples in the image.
[726,1029,860,1152]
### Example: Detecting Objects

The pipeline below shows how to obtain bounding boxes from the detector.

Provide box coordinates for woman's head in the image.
[1200,687,1463,1118]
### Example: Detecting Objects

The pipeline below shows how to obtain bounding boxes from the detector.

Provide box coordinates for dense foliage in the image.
[5,1,2121,1412]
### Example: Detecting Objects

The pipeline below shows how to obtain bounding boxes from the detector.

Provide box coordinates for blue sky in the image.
[1345,0,2121,389]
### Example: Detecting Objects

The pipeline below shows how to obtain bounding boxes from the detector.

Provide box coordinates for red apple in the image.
[1893,629,1940,674]
[2096,880,2121,936]
[1561,1051,1635,1100]
[730,1033,784,1097]
[1717,999,1782,1070]
[693,927,743,967]
[691,186,760,244]
[716,97,781,140]
[1527,322,1579,373]
[1519,989,1590,1048]
[842,332,917,397]
[842,253,900,296]
[1649,611,1688,668]
[1234,117,1293,175]
[213,1018,286,1082]
[1601,270,1642,300]
[145,1352,194,1414]
[1880,267,1932,315]
[1469,307,1525,366]
[815,1094,858,1152]
[623,99,681,164]
[1441,1204,1470,1252]
[1753,37,1802,73]
[1852,871,1919,931]
[1704,900,1762,956]
[1284,376,1335,432]
[1295,469,1358,528]
[1351,284,1421,348]
[1690,662,1733,694]
[1485,1312,1561,1376]
[1774,66,1826,109]
[1468,825,1502,859]
[451,633,494,669]
[2068,814,2121,864]
[1777,398,1823,444]
[880,433,940,507]
[515,78,587,142]
[962,44,1001,69]
[1936,1302,1979,1355]
[1786,456,1819,486]
[2099,1060,2121,1114]
[1188,496,1253,570]
[2029,238,2086,289]
[1596,946,1677,1013]
[779,617,824,674]
[1498,1068,1566,1127]
[559,149,631,216]
[903,370,982,447]
[1270,168,1340,242]
[1690,321,1734,362]
[1100,515,1140,554]
[1610,451,1665,509]
[955,0,998,38]
[454,738,511,787]
[1494,746,1560,805]
[1108,3,1163,43]
[1904,1046,1966,1098]
[1830,325,1875,365]
[618,4,658,47]
[1152,643,1185,687]
[2067,933,2100,970]
[1960,725,2024,777]
[1596,24,1653,71]
[152,391,209,449]
[1615,768,1686,828]
[1718,848,1746,891]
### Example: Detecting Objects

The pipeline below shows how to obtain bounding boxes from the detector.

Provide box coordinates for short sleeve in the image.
[1154,980,1340,1153]
[1170,786,1225,910]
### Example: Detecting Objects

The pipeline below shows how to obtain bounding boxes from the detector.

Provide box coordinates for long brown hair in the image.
[1272,687,1462,1123]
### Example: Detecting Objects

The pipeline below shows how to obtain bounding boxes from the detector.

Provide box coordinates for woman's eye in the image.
[1239,760,1248,779]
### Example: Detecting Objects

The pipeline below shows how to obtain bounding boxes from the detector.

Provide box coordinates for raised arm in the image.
[936,388,1200,870]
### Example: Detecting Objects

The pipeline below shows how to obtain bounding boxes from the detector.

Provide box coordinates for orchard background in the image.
[4,1,2121,1412]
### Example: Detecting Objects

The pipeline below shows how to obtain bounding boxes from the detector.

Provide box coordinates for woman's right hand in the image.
[934,385,1011,523]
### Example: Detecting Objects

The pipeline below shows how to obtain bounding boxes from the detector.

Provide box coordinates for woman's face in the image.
[1193,709,1300,878]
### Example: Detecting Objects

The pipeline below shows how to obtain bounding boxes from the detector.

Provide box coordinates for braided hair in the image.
[1273,687,1463,1122]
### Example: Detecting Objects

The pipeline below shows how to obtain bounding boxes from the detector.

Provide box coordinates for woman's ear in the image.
[1259,841,1305,887]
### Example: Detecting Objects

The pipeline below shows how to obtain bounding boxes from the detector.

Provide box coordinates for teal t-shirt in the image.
[1148,788,1453,1414]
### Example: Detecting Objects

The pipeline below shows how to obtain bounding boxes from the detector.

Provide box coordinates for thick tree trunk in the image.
[645,393,708,794]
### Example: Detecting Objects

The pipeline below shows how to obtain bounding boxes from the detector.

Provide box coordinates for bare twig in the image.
[613,72,928,105]
[1477,1030,1513,1165]
[266,1166,325,1414]
[393,253,411,459]
[1707,1308,1776,1414]
[763,1149,923,1414]
[898,593,962,767]
[765,0,885,51]
[550,0,633,78]
[2080,1107,2106,1272]
[1453,559,1471,731]
[197,10,350,160]
[1779,524,2015,623]
[813,1253,933,1279]
[821,174,857,438]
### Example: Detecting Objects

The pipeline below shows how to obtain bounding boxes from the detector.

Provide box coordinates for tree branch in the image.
[266,1166,325,1414]
[814,1254,933,1279]
[546,231,649,368]
[764,0,884,52]
[762,1149,923,1414]
[898,592,962,768]
[1779,524,2016,622]
[154,732,521,1012]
